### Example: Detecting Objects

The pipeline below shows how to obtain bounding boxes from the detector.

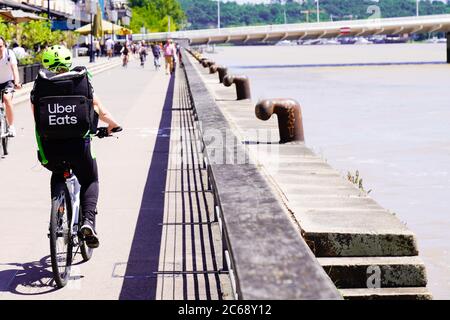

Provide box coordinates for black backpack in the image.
[32,67,98,140]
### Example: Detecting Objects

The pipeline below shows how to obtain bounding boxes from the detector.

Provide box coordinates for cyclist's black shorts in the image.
[0,80,14,95]
[40,138,99,221]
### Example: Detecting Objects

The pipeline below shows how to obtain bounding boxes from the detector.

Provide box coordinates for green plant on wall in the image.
[347,170,372,194]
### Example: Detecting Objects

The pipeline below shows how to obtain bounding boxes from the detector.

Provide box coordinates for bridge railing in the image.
[134,14,450,43]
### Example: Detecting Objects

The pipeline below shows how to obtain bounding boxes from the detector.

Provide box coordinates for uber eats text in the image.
[48,103,78,125]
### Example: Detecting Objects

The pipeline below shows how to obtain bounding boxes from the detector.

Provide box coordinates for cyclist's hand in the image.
[108,125,122,135]
[14,82,22,90]
[97,127,109,139]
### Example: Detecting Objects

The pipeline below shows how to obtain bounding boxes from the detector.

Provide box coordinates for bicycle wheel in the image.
[49,185,73,288]
[0,113,8,157]
[79,209,93,261]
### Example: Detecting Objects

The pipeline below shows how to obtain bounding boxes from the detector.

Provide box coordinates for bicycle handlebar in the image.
[95,126,123,139]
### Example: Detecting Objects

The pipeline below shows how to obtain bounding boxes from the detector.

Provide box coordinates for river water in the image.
[203,43,450,299]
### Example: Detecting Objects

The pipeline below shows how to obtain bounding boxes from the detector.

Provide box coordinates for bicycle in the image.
[139,51,147,68]
[122,54,129,68]
[49,126,122,288]
[0,89,11,158]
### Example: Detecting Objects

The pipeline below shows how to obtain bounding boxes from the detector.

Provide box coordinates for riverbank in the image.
[202,43,450,299]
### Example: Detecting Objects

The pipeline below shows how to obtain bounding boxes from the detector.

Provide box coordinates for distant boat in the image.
[338,37,357,45]
[385,35,409,44]
[425,37,447,44]
[301,39,322,45]
[275,40,293,46]
[354,37,373,45]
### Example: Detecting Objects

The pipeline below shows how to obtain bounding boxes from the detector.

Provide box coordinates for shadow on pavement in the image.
[118,73,175,300]
[0,255,59,295]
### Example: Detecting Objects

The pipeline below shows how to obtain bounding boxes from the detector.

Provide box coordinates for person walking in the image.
[105,37,114,59]
[163,39,176,75]
[0,37,22,137]
[151,42,161,70]
[94,39,101,58]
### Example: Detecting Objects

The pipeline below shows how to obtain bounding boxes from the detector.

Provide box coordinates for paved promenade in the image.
[0,59,230,299]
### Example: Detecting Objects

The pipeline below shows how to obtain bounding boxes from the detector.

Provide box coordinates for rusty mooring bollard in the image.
[209,64,218,74]
[217,66,228,83]
[201,59,210,68]
[255,99,305,143]
[223,74,251,100]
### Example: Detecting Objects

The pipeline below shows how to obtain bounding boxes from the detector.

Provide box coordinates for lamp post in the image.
[47,0,50,19]
[111,10,118,42]
[316,0,320,23]
[217,0,220,29]
[89,0,98,63]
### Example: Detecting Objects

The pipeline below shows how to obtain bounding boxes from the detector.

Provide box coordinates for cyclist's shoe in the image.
[7,125,16,137]
[80,220,100,248]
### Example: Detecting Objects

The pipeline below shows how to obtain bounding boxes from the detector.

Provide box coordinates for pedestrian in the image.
[151,42,161,70]
[94,39,101,58]
[163,39,176,75]
[12,42,27,60]
[105,37,114,59]
[175,42,183,67]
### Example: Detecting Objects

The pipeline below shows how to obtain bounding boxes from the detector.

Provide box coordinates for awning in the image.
[0,9,45,23]
[75,19,132,36]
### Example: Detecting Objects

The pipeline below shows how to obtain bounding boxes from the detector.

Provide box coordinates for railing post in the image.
[223,74,251,100]
[255,98,305,143]
[447,32,450,63]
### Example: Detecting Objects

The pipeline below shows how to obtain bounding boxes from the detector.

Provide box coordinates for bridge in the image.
[134,14,450,62]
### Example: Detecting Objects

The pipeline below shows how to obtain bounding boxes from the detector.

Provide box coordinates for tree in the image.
[129,0,186,33]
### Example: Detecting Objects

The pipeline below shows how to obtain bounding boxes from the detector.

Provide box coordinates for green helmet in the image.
[42,45,72,72]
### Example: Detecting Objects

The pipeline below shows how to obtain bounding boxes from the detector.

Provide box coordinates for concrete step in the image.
[289,195,380,210]
[340,287,432,300]
[299,208,418,257]
[318,256,427,288]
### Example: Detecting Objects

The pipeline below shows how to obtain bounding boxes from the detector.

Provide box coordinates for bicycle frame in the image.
[65,172,81,239]
[0,91,7,139]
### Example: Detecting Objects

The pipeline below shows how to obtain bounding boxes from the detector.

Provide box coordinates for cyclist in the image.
[0,36,22,137]
[120,43,130,67]
[139,41,147,67]
[30,45,121,248]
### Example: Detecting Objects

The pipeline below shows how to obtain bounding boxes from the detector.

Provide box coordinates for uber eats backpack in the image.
[32,66,98,140]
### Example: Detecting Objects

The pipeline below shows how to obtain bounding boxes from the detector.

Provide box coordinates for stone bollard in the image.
[255,99,305,144]
[217,66,228,83]
[223,74,251,100]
